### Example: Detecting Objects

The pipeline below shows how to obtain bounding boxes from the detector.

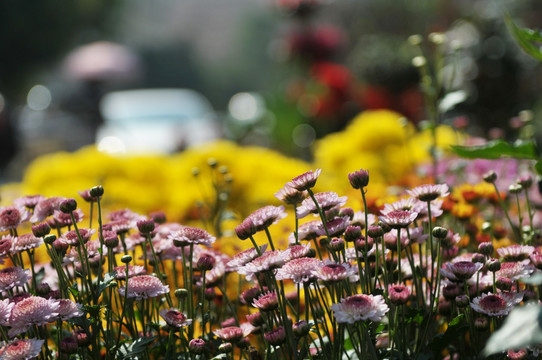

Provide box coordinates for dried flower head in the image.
[331,294,389,324]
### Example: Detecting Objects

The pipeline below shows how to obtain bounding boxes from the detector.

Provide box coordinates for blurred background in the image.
[2,0,542,183]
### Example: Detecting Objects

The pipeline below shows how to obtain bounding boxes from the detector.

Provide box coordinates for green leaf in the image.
[505,14,542,62]
[535,160,542,176]
[484,304,542,355]
[450,140,538,160]
[117,336,157,360]
[97,271,117,296]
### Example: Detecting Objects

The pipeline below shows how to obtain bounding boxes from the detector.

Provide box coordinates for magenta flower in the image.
[264,326,286,346]
[242,205,288,233]
[470,292,524,317]
[283,243,312,261]
[275,257,323,284]
[331,294,389,323]
[48,209,84,228]
[159,308,192,328]
[60,228,96,246]
[287,169,322,191]
[388,284,411,305]
[0,338,44,360]
[252,291,279,312]
[117,275,169,300]
[317,216,350,237]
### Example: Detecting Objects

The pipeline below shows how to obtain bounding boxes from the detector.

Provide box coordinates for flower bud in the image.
[455,294,469,308]
[478,242,494,256]
[432,226,448,239]
[60,336,78,354]
[264,327,286,346]
[189,338,206,355]
[474,317,489,331]
[149,211,167,224]
[348,169,369,189]
[121,255,132,264]
[197,255,216,271]
[292,320,310,338]
[175,288,189,299]
[59,198,77,214]
[32,223,51,238]
[89,185,104,197]
[44,234,57,245]
[218,343,233,354]
[483,171,497,183]
[344,225,362,242]
[471,253,486,264]
[204,288,216,301]
[486,258,501,272]
[508,184,522,194]
[329,238,345,252]
[367,225,384,238]
[496,277,512,291]
[137,219,155,234]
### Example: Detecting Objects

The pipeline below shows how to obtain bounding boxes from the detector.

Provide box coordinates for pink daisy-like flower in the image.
[297,191,348,219]
[331,294,389,324]
[379,210,418,229]
[168,226,215,247]
[117,275,169,300]
[407,184,450,202]
[10,234,43,255]
[252,291,279,312]
[159,308,192,328]
[351,211,377,229]
[30,196,65,223]
[283,243,312,261]
[0,299,14,326]
[56,299,84,320]
[244,205,288,233]
[0,267,31,292]
[388,284,411,305]
[470,292,524,317]
[440,261,483,282]
[317,216,350,237]
[274,184,307,205]
[312,261,358,283]
[8,296,60,337]
[226,245,267,271]
[275,257,323,284]
[288,169,322,191]
[0,338,44,360]
[0,206,31,232]
[497,245,535,262]
[106,209,146,233]
[264,326,286,346]
[496,260,534,281]
[238,250,288,278]
[13,195,46,210]
[48,209,83,229]
[0,236,12,258]
[213,326,244,343]
[60,228,96,246]
[292,220,322,242]
[383,229,411,250]
[114,265,146,280]
[78,189,99,202]
[381,198,420,215]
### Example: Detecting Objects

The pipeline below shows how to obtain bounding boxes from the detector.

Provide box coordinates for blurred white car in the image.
[96,88,220,154]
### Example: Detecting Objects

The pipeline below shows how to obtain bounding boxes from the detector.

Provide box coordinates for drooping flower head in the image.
[117,275,169,300]
[0,338,44,360]
[407,184,450,202]
[159,308,192,328]
[331,294,389,324]
[275,257,323,284]
[8,296,60,337]
[0,206,31,232]
[379,210,418,229]
[288,169,322,191]
[470,292,524,317]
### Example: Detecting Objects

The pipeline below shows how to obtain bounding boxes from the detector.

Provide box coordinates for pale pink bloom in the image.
[470,292,524,317]
[30,196,65,222]
[0,267,31,292]
[381,198,420,215]
[106,209,146,233]
[331,294,389,323]
[0,338,44,360]
[274,185,307,205]
[351,211,377,228]
[168,226,216,247]
[226,245,267,271]
[244,206,288,233]
[159,308,192,328]
[413,199,444,220]
[238,250,288,279]
[312,261,358,283]
[0,299,14,326]
[383,229,411,249]
[0,236,12,258]
[291,220,322,242]
[407,184,450,202]
[48,208,83,228]
[13,195,45,209]
[122,233,147,252]
[287,169,321,191]
[408,227,429,244]
[283,243,312,261]
[345,245,390,263]
[497,245,535,262]
[252,291,279,311]
[64,240,106,265]
[275,257,323,284]
[240,322,257,336]
[60,228,96,246]
[118,275,169,300]
[0,206,30,232]
[297,191,347,218]
[10,234,43,254]
[114,265,146,280]
[496,260,534,281]
[56,299,84,320]
[379,210,418,229]
[440,261,483,282]
[213,326,244,343]
[264,326,286,346]
[317,216,350,237]
[8,296,60,337]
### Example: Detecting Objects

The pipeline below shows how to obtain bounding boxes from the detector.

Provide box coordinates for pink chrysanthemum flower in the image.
[106,209,146,233]
[226,245,267,271]
[496,260,534,281]
[13,195,46,210]
[470,292,524,317]
[8,296,60,337]
[388,284,411,305]
[244,205,288,233]
[78,189,99,202]
[440,261,483,282]
[114,265,146,280]
[379,210,418,229]
[213,326,244,343]
[0,299,14,326]
[159,308,192,328]
[297,191,348,219]
[0,206,31,232]
[60,228,96,246]
[168,226,216,247]
[0,236,12,258]
[407,184,450,202]
[0,338,44,360]
[317,216,350,237]
[274,184,307,205]
[351,211,377,228]
[497,245,535,262]
[252,291,279,312]
[383,229,411,250]
[238,250,288,278]
[0,267,31,292]
[264,326,286,346]
[288,169,322,191]
[197,261,226,288]
[283,243,312,261]
[117,275,169,300]
[312,261,358,283]
[48,209,83,229]
[30,196,65,223]
[56,299,84,320]
[331,294,389,324]
[64,240,106,265]
[292,220,322,242]
[275,257,323,284]
[381,198,421,215]
[10,234,43,255]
